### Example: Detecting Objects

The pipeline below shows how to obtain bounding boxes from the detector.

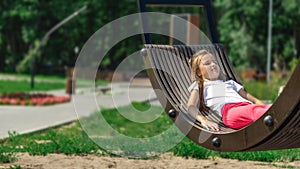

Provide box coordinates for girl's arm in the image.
[238,88,265,105]
[187,90,220,131]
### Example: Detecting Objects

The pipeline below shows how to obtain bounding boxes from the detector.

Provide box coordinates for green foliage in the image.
[213,0,299,71]
[1,0,299,75]
[242,81,279,101]
[213,0,266,70]
[289,57,299,72]
[0,0,141,74]
[0,0,39,72]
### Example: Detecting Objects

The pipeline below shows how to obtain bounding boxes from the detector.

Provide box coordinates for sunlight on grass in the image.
[0,80,65,93]
[0,102,300,162]
[81,102,172,138]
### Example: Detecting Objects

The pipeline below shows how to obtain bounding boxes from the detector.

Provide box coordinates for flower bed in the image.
[0,92,71,106]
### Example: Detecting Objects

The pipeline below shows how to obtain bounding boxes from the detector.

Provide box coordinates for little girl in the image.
[187,49,271,130]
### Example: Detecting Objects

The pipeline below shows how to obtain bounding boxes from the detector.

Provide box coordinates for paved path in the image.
[0,79,160,139]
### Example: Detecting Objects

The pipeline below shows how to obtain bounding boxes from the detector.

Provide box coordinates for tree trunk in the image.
[0,40,6,72]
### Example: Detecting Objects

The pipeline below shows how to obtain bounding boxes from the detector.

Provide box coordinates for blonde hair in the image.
[189,49,211,113]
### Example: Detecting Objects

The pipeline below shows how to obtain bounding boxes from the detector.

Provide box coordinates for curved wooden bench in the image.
[142,44,300,152]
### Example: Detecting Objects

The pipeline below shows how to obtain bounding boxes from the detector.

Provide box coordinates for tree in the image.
[0,0,39,72]
[213,0,299,72]
[213,0,268,71]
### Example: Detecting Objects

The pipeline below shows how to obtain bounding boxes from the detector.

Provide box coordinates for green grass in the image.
[0,73,66,82]
[0,152,17,163]
[78,102,180,158]
[99,101,172,137]
[0,123,100,157]
[241,74,286,102]
[0,73,108,94]
[0,80,65,93]
[242,81,282,102]
[1,101,300,163]
[0,75,297,163]
[7,166,22,169]
[216,149,300,162]
[0,73,66,93]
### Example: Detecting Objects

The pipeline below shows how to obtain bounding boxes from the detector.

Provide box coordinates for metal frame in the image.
[137,0,219,44]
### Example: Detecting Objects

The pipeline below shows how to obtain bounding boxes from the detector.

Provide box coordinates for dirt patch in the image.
[1,153,299,169]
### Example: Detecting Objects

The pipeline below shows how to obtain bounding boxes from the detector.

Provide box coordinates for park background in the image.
[0,0,300,168]
[1,0,299,76]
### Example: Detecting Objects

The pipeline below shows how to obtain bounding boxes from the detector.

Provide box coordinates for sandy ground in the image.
[1,153,300,169]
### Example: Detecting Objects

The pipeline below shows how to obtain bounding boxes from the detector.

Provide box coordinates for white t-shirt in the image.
[188,80,252,116]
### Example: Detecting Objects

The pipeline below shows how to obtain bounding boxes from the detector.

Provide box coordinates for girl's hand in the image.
[187,102,220,131]
[196,115,220,131]
[238,89,266,106]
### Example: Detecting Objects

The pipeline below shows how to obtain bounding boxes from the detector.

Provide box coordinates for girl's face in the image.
[198,53,220,81]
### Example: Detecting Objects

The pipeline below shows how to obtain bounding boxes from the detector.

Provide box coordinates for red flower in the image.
[0,92,71,106]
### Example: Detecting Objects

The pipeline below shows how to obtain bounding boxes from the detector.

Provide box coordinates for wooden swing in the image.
[141,43,300,152]
[138,0,300,152]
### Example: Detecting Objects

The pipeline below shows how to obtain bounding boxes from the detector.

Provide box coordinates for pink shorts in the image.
[221,102,271,129]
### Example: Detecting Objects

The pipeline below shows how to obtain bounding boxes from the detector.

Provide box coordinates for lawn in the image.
[0,73,297,163]
[0,80,65,93]
[1,101,300,163]
[0,73,108,94]
[0,73,66,93]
